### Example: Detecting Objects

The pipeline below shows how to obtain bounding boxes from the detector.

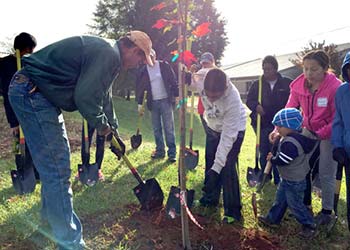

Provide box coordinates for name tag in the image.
[317,97,328,107]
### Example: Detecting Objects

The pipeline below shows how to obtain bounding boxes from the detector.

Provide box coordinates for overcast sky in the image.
[1,0,349,65]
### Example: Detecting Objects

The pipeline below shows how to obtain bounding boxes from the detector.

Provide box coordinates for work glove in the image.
[138,104,144,116]
[333,147,349,166]
[106,127,119,141]
[110,136,126,160]
[202,169,220,194]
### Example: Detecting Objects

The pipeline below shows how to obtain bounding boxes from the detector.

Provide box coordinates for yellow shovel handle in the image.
[83,119,89,153]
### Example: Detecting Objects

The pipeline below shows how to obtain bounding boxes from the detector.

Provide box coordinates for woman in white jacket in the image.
[190,68,246,223]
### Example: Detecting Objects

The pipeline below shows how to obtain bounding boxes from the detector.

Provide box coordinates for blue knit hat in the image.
[272,108,303,131]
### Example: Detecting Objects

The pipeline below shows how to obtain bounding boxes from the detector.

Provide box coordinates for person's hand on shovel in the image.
[110,135,126,160]
[202,169,220,194]
[138,104,144,116]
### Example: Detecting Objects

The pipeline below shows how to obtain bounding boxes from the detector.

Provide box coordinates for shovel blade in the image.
[184,149,199,170]
[133,178,164,211]
[10,167,36,195]
[165,186,195,218]
[246,166,262,187]
[78,163,99,186]
[130,134,142,149]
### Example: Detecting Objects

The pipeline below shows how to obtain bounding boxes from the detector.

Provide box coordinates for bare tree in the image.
[290,40,342,76]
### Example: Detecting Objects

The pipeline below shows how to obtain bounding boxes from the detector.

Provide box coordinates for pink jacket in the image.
[286,73,341,139]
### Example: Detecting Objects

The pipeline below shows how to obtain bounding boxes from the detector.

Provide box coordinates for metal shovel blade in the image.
[133,178,164,211]
[130,134,142,149]
[165,186,195,218]
[10,167,36,195]
[246,166,262,187]
[184,148,199,170]
[78,163,99,186]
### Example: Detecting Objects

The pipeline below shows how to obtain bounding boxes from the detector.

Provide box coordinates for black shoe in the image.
[315,212,333,226]
[151,151,165,159]
[258,216,279,228]
[298,224,317,239]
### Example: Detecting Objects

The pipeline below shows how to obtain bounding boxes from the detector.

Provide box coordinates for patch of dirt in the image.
[83,204,283,250]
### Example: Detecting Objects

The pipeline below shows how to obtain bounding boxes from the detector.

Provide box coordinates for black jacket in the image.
[136,60,178,110]
[0,55,19,128]
[246,73,292,129]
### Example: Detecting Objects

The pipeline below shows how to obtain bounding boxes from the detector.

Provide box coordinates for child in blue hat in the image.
[258,108,319,239]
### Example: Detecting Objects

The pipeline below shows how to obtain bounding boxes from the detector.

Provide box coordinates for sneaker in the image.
[298,224,317,239]
[315,212,333,226]
[168,156,177,163]
[98,169,105,181]
[258,216,279,228]
[222,216,239,224]
[151,151,165,159]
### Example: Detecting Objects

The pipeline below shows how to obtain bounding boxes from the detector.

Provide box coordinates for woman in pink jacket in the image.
[271,50,341,227]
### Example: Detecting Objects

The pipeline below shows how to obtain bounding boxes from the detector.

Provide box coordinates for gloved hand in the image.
[106,127,119,141]
[138,104,144,116]
[333,147,349,166]
[202,169,220,194]
[110,136,126,160]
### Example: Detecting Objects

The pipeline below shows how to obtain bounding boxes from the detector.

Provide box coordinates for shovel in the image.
[165,186,195,218]
[184,92,199,170]
[77,119,99,186]
[256,161,272,193]
[111,136,164,211]
[11,130,37,195]
[251,161,269,219]
[10,49,37,195]
[246,76,263,187]
[256,138,279,193]
[131,91,147,149]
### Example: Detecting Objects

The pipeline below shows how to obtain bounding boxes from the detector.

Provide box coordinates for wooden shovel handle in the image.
[111,136,144,184]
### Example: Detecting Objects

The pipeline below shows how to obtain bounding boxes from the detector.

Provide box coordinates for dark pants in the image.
[81,123,105,169]
[202,129,245,220]
[345,158,350,231]
[303,143,320,207]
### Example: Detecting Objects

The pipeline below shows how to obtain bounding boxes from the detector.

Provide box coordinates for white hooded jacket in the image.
[190,70,247,173]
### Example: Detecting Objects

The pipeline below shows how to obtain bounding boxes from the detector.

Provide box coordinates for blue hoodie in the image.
[331,51,350,156]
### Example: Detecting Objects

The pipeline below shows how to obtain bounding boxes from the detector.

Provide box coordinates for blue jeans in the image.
[266,178,314,226]
[8,73,85,250]
[151,99,176,158]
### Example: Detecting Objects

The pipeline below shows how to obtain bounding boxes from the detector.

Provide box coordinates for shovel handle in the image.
[111,136,144,184]
[136,91,147,130]
[256,161,272,193]
[83,119,89,154]
[255,76,263,168]
[16,50,26,157]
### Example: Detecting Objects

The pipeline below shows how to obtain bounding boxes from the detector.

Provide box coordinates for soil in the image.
[82,204,283,250]
[0,104,283,250]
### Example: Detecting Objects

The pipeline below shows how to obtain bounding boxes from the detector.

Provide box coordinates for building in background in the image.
[223,43,350,102]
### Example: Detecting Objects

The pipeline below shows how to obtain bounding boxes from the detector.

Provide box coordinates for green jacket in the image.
[22,35,120,131]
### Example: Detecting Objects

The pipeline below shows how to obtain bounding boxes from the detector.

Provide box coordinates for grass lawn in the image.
[0,96,349,249]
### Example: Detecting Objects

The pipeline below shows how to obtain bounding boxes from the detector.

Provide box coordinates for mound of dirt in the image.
[84,204,283,250]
